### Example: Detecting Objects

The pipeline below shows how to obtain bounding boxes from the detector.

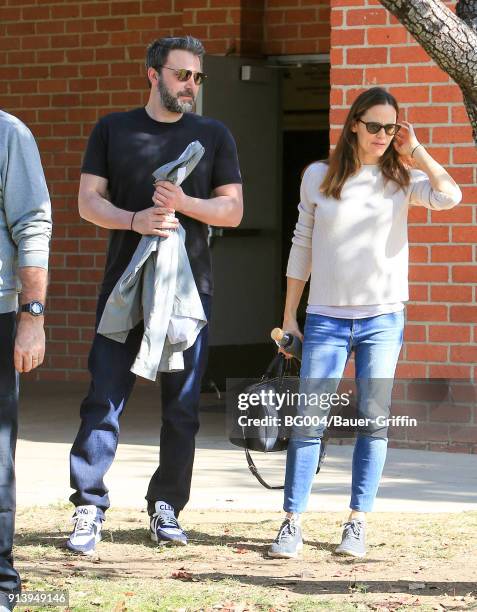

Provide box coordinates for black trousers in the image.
[69,293,211,518]
[0,311,21,606]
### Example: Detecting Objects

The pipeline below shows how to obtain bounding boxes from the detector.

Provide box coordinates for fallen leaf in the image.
[171,569,198,581]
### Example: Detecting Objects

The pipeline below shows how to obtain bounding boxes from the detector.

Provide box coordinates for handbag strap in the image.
[262,353,284,380]
[244,448,284,490]
[243,433,329,490]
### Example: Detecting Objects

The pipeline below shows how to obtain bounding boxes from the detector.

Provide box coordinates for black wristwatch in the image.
[21,301,45,316]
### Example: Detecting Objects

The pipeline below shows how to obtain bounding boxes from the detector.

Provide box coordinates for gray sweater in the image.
[287,162,462,306]
[0,110,52,313]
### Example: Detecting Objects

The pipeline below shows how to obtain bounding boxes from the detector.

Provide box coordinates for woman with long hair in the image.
[268,86,462,559]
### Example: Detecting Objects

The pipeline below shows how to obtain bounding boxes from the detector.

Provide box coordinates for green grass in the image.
[12,507,477,612]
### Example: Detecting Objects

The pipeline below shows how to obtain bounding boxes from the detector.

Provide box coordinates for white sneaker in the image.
[150,501,187,546]
[66,505,102,555]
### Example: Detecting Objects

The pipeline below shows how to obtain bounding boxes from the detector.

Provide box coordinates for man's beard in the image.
[157,78,195,113]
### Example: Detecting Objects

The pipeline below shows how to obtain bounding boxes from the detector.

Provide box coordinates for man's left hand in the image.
[14,315,46,373]
[153,181,188,213]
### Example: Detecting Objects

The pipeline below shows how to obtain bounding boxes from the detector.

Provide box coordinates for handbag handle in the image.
[243,433,329,490]
[262,352,299,381]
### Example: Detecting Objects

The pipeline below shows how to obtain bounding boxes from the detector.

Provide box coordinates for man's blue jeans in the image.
[69,293,211,518]
[284,311,404,514]
[0,312,21,605]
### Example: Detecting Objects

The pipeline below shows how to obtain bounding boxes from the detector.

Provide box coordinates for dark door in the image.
[201,56,282,387]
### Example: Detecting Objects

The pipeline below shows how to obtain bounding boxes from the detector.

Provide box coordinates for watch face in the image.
[31,302,44,315]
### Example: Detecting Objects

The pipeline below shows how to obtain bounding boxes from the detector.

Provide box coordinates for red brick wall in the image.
[331,0,476,453]
[0,0,329,382]
[330,0,477,384]
[263,0,330,55]
[332,379,477,454]
[1,1,197,382]
[1,0,475,394]
[1,1,474,451]
[389,379,477,453]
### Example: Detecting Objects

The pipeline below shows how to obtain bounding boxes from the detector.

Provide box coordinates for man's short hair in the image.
[146,36,205,84]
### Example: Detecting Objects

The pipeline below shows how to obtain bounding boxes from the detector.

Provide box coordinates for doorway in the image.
[279,60,330,323]
[202,55,330,389]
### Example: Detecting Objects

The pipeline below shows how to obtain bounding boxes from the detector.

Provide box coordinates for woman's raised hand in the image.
[393,120,420,158]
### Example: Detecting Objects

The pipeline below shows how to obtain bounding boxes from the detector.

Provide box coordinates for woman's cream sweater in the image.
[286,162,462,306]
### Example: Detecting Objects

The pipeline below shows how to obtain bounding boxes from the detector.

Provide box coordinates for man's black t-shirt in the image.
[81,107,242,297]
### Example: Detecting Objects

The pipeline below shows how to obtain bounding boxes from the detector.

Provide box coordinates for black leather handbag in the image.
[228,353,327,489]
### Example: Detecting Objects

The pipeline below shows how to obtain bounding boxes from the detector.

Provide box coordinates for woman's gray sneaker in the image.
[335,519,366,558]
[268,518,303,559]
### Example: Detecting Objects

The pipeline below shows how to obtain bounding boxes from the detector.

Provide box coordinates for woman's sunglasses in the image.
[157,65,207,86]
[357,119,401,136]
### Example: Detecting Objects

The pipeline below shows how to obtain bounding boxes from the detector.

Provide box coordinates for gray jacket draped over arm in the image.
[97,140,208,381]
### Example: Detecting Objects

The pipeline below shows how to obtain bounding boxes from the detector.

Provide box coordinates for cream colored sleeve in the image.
[286,163,318,281]
[409,169,462,211]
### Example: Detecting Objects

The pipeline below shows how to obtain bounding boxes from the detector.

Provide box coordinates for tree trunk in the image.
[378,0,477,144]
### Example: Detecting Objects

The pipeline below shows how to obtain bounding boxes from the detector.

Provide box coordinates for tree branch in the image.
[378,0,477,93]
[378,0,477,142]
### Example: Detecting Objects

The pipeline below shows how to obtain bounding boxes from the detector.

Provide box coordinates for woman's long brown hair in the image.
[320,87,411,200]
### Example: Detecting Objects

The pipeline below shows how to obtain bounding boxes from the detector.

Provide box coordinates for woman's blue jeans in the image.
[284,311,404,514]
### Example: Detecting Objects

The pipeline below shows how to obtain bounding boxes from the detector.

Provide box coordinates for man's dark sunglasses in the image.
[357,119,401,136]
[157,65,207,86]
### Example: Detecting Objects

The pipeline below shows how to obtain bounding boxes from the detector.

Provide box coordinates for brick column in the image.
[330,0,476,381]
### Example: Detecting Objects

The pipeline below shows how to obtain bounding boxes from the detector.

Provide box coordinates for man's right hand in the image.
[131,206,179,237]
[14,314,46,373]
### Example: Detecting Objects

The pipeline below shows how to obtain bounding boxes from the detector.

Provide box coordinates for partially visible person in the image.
[269,87,462,560]
[0,110,52,610]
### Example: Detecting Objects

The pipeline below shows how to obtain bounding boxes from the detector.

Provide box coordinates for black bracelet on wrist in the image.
[411,143,423,158]
[130,211,137,231]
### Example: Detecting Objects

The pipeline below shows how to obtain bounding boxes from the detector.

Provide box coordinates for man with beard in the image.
[66,36,242,554]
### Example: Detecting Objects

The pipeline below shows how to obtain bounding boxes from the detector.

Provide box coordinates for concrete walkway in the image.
[16,382,477,513]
